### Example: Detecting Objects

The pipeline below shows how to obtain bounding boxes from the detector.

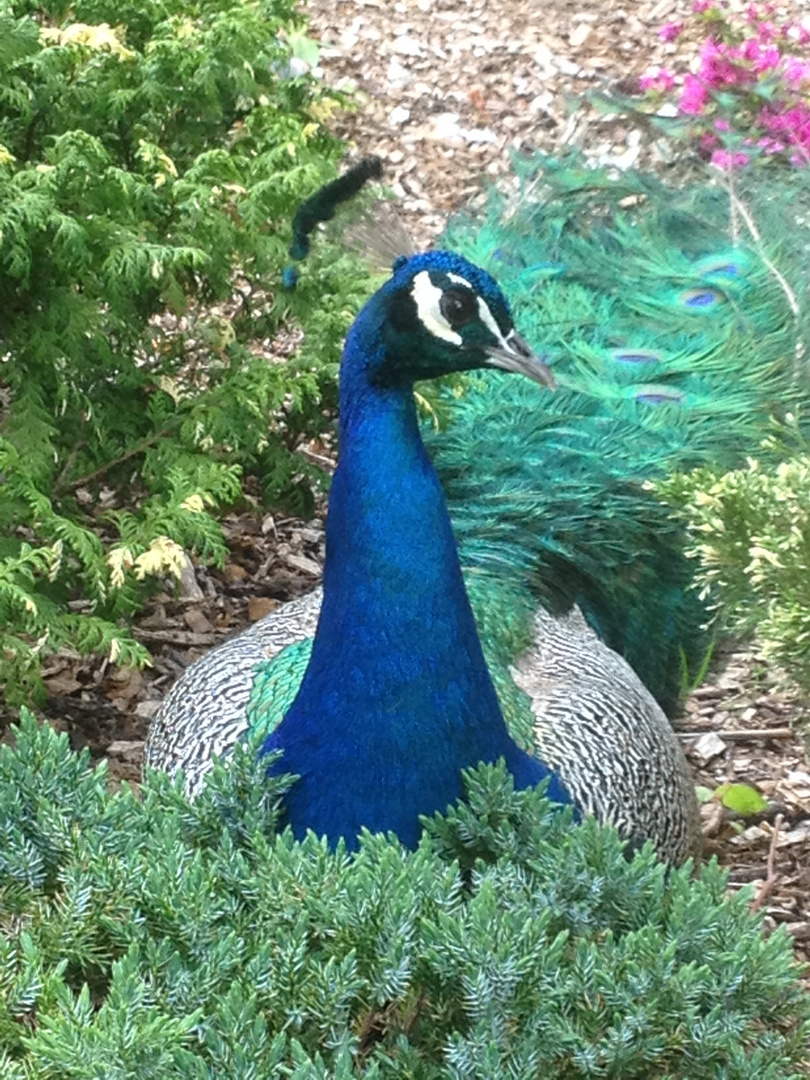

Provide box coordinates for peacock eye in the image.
[439,288,477,329]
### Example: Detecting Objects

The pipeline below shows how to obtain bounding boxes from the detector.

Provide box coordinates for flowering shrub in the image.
[640,2,810,169]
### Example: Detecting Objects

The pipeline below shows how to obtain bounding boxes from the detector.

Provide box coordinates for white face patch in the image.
[448,272,510,347]
[476,296,509,348]
[411,270,462,345]
[410,269,513,351]
[447,272,473,288]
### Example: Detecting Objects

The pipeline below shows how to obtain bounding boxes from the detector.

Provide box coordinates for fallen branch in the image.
[132,628,222,646]
[750,814,784,914]
[677,727,794,741]
[55,423,180,494]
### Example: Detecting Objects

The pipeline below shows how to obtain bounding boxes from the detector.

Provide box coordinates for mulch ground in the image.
[2,0,808,980]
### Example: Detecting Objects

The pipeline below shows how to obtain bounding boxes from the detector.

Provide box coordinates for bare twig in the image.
[677,727,794,741]
[54,440,86,492]
[725,187,800,319]
[727,167,739,247]
[132,628,222,646]
[750,814,784,914]
[55,425,178,494]
[297,445,336,469]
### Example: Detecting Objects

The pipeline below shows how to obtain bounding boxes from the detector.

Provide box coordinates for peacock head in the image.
[364,250,555,390]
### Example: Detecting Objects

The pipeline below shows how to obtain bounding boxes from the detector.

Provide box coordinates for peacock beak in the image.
[484,331,556,390]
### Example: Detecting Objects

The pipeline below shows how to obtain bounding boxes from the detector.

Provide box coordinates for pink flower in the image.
[762,103,810,142]
[782,18,810,44]
[755,45,781,72]
[659,21,684,41]
[700,132,720,152]
[754,20,779,43]
[699,39,749,89]
[738,38,781,72]
[782,56,810,87]
[639,66,677,92]
[759,103,810,165]
[649,0,810,171]
[680,74,709,114]
[710,149,750,169]
[757,136,785,153]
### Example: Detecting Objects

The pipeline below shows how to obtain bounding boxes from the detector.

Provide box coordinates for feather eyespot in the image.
[440,288,477,329]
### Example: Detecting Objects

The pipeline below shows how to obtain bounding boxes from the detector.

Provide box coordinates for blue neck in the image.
[263,291,566,847]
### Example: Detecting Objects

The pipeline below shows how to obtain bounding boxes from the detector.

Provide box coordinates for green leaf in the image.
[287,31,320,69]
[715,783,769,816]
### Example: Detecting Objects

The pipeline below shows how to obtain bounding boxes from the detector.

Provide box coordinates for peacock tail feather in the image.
[435,155,810,712]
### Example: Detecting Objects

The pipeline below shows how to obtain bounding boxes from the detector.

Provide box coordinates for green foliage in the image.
[1,711,808,1078]
[0,0,374,702]
[695,782,770,817]
[715,783,769,817]
[658,421,810,690]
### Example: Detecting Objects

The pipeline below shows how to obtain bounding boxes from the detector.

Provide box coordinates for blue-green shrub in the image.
[0,713,808,1078]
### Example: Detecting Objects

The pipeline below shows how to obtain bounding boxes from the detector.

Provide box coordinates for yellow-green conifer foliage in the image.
[0,0,373,701]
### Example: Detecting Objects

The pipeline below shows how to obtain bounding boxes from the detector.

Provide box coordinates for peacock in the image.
[146,153,809,864]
